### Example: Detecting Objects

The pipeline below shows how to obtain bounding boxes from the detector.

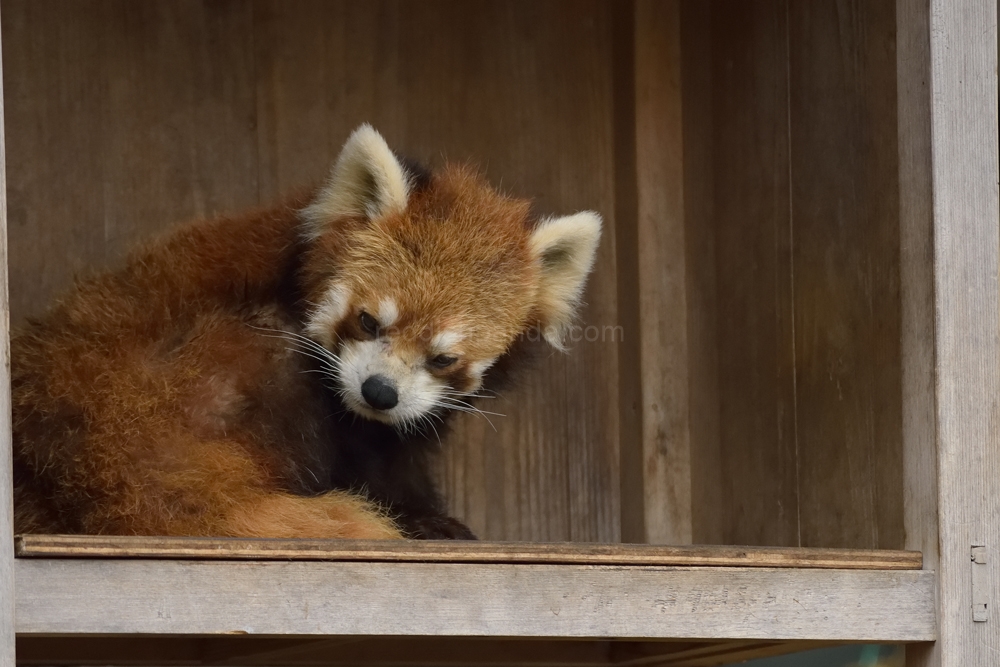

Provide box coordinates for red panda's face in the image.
[297,126,601,430]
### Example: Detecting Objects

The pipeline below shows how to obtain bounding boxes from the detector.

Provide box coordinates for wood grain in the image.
[14,558,936,640]
[922,0,1000,664]
[709,0,799,547]
[679,0,723,546]
[2,0,621,543]
[611,0,645,544]
[788,0,904,551]
[15,534,923,569]
[2,0,259,326]
[634,0,692,545]
[0,6,13,667]
[896,0,938,664]
[253,0,622,543]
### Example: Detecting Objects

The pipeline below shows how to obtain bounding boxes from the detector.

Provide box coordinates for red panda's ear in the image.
[300,124,411,240]
[529,211,602,350]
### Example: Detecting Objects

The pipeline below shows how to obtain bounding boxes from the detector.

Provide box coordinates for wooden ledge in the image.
[15,534,923,569]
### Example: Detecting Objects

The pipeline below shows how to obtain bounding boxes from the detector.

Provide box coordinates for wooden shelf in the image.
[13,536,935,654]
[15,534,924,569]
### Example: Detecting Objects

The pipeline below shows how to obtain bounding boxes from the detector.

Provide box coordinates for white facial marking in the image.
[304,282,351,347]
[430,329,465,354]
[336,339,448,427]
[378,298,400,328]
[468,358,497,380]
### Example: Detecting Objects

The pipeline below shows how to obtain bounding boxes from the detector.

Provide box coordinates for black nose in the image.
[361,375,399,410]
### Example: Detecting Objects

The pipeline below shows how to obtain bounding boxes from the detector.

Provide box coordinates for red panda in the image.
[11,125,602,540]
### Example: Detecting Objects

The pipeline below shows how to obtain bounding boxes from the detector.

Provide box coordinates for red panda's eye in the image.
[359,311,379,337]
[429,354,458,369]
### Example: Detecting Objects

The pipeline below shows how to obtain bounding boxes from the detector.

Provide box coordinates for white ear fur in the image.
[529,211,602,350]
[300,124,411,240]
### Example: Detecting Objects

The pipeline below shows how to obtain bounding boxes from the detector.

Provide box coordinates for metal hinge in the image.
[972,544,988,622]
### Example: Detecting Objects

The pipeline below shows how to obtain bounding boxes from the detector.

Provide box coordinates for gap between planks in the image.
[14,534,922,569]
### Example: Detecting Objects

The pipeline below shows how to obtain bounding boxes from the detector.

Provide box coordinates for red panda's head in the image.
[297,125,601,429]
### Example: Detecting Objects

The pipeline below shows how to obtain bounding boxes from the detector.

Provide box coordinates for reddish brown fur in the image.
[303,165,541,386]
[12,192,401,537]
[12,165,550,538]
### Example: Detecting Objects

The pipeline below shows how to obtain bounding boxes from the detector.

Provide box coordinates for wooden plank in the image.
[787,0,904,551]
[14,635,827,667]
[634,0,692,545]
[896,0,938,665]
[253,0,620,543]
[2,0,259,326]
[679,0,722,546]
[0,5,13,667]
[14,558,936,640]
[921,0,1000,665]
[14,535,923,569]
[612,0,644,544]
[709,0,799,547]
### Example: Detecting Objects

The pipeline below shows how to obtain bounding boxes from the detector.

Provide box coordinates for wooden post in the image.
[0,4,15,665]
[902,0,1000,664]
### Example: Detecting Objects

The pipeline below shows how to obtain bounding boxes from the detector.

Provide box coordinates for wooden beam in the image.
[14,535,923,570]
[911,0,1000,665]
[612,0,646,545]
[0,3,14,666]
[634,0,692,545]
[897,0,938,665]
[15,559,935,640]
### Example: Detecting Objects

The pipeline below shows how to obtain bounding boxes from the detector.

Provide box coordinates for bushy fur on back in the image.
[13,125,601,539]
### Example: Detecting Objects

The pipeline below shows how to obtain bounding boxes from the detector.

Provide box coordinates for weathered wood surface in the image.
[611,0,644,545]
[787,0,903,550]
[678,0,722,547]
[702,0,799,547]
[896,0,938,665]
[1,0,621,543]
[0,6,13,667]
[14,635,826,667]
[15,534,923,569]
[917,0,1000,665]
[14,558,936,640]
[686,0,905,549]
[633,0,692,545]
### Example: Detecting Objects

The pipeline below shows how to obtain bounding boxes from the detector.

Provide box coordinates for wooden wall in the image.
[2,0,907,548]
[679,0,905,549]
[1,0,621,542]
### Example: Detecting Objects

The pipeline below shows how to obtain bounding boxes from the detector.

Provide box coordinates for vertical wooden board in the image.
[787,0,904,550]
[710,0,799,547]
[2,0,259,325]
[1,0,114,326]
[679,0,723,546]
[254,1,620,541]
[923,0,1000,664]
[681,2,726,544]
[613,0,644,544]
[896,0,937,568]
[896,0,939,662]
[0,7,12,666]
[634,0,691,544]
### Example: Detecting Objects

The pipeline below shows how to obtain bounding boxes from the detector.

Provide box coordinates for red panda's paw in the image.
[403,514,478,540]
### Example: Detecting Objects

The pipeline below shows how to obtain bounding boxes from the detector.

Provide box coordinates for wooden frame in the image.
[14,558,934,640]
[0,9,13,667]
[901,0,1000,665]
[0,0,997,665]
